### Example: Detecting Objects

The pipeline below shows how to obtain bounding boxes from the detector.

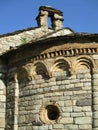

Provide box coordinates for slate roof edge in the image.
[1,33,98,58]
[0,27,39,38]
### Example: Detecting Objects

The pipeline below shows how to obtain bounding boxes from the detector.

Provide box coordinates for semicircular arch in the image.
[32,61,49,79]
[50,57,71,77]
[72,55,96,74]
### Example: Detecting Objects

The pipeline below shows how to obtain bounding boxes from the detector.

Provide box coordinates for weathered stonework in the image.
[0,6,98,130]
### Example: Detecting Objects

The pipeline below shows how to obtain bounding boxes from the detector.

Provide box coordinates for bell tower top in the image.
[36,6,64,30]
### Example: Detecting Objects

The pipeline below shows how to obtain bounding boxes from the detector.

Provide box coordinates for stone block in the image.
[93,79,98,86]
[82,106,92,112]
[83,82,91,87]
[94,119,98,127]
[56,75,68,81]
[93,92,98,97]
[59,95,70,100]
[49,97,60,102]
[79,124,92,129]
[29,90,36,95]
[80,78,91,82]
[15,89,19,97]
[44,87,51,92]
[59,85,66,90]
[71,112,84,117]
[93,128,98,130]
[0,118,5,128]
[64,100,72,106]
[31,126,38,130]
[93,85,98,91]
[0,103,5,109]
[93,97,98,105]
[18,116,25,124]
[60,118,73,124]
[0,128,5,130]
[0,91,3,94]
[36,94,44,99]
[38,125,48,130]
[84,73,91,79]
[61,80,70,85]
[75,82,83,87]
[76,98,91,106]
[82,86,91,90]
[62,112,70,117]
[48,81,56,86]
[36,88,43,93]
[93,105,98,111]
[56,80,62,85]
[70,79,79,83]
[40,83,47,88]
[54,92,63,96]
[64,124,78,130]
[25,126,32,130]
[71,93,91,100]
[51,85,59,91]
[66,84,74,89]
[44,93,53,97]
[93,111,98,118]
[18,126,26,130]
[64,91,72,96]
[53,124,64,129]
[92,55,98,60]
[0,109,5,113]
[34,84,40,89]
[73,106,82,112]
[85,112,92,116]
[73,90,86,95]
[93,74,98,79]
[23,90,30,96]
[75,117,91,124]
[0,95,6,102]
[62,106,72,112]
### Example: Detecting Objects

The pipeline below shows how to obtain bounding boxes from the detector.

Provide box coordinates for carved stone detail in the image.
[39,102,62,124]
[15,63,33,83]
[15,55,97,82]
[50,57,71,77]
[71,55,96,74]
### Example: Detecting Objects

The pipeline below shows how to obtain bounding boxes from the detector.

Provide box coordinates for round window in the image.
[46,105,59,120]
[40,104,61,124]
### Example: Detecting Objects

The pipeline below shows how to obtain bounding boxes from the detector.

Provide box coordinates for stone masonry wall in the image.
[0,60,7,130]
[17,71,92,130]
[0,79,6,130]
[6,55,93,130]
[6,81,15,130]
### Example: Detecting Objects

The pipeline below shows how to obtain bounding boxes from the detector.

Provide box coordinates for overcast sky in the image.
[0,0,98,34]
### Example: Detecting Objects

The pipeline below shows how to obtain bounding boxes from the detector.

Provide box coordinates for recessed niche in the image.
[52,59,71,77]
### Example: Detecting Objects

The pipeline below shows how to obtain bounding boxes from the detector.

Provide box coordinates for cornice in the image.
[8,46,98,67]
